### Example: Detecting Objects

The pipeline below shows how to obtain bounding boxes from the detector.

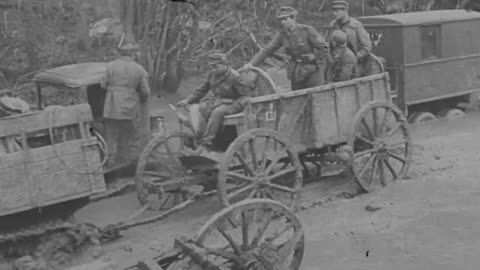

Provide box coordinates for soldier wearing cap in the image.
[325,0,372,60]
[244,6,329,90]
[101,43,151,166]
[178,52,249,151]
[326,30,357,83]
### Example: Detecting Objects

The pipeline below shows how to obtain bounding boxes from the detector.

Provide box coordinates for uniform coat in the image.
[186,67,249,145]
[101,56,151,165]
[327,45,357,82]
[326,17,372,59]
[250,24,329,90]
[101,56,150,120]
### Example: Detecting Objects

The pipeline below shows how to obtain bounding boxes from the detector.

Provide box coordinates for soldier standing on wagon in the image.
[101,43,151,167]
[325,0,385,78]
[177,52,249,152]
[326,30,357,83]
[243,6,329,90]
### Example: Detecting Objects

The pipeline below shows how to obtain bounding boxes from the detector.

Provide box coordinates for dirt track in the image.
[68,106,480,270]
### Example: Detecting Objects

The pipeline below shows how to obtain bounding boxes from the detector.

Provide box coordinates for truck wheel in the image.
[408,112,436,124]
[437,108,466,120]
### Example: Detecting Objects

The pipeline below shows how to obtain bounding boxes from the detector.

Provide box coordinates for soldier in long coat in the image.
[325,0,372,60]
[178,52,249,151]
[101,44,151,167]
[244,6,329,90]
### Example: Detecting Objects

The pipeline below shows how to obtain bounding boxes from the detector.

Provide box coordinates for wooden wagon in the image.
[135,69,412,213]
[0,104,106,226]
[33,63,152,173]
[123,198,304,270]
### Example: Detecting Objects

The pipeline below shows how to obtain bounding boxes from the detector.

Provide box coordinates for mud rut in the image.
[1,111,471,270]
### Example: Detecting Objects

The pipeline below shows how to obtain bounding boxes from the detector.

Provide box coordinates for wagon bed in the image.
[224,73,392,150]
[0,104,106,217]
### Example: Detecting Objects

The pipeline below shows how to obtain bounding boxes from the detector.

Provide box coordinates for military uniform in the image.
[101,44,151,165]
[185,54,249,146]
[325,1,372,59]
[249,7,329,90]
[326,30,357,83]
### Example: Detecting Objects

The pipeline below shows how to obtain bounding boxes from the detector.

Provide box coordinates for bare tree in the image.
[119,0,200,94]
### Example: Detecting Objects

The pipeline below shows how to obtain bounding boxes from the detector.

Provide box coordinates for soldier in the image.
[177,52,249,152]
[325,0,372,61]
[101,43,151,167]
[326,30,357,83]
[243,6,329,90]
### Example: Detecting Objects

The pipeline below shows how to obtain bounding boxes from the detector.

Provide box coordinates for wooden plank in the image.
[0,103,93,137]
[311,88,338,147]
[0,178,30,213]
[0,138,98,169]
[32,169,95,205]
[249,73,388,103]
[0,137,106,214]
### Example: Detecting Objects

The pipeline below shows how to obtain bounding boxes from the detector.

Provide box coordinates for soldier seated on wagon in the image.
[177,52,250,153]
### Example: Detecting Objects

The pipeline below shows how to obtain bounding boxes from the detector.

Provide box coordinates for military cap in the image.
[276,6,298,19]
[332,30,347,45]
[332,0,349,9]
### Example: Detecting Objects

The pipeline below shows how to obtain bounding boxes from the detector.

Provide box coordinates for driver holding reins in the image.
[177,52,250,152]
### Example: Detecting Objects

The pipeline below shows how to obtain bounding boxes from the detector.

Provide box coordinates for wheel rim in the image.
[135,131,195,207]
[411,112,436,123]
[238,66,279,97]
[195,199,304,270]
[440,108,465,120]
[348,101,412,192]
[218,128,303,210]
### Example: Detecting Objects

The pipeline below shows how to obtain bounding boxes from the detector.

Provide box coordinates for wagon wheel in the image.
[348,100,412,192]
[195,198,304,270]
[218,128,303,210]
[238,66,279,97]
[135,131,197,208]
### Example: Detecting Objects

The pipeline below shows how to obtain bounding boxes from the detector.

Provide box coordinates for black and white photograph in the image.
[0,0,479,269]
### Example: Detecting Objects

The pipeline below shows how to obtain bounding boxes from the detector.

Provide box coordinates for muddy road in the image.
[67,109,480,270]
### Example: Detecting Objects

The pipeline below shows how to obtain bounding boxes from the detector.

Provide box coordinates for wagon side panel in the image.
[246,94,315,149]
[0,153,31,215]
[0,103,106,216]
[30,139,106,206]
[311,74,391,147]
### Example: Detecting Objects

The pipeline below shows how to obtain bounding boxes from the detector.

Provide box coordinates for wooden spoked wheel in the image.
[238,66,279,97]
[217,128,303,210]
[195,198,305,270]
[135,131,196,208]
[348,101,412,192]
